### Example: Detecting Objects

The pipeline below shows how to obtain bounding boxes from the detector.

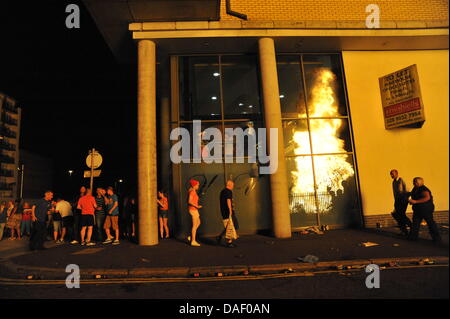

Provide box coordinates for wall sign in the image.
[379,64,425,129]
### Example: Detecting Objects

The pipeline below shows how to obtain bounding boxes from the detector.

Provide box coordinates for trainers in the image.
[70,240,79,244]
[103,238,113,244]
[112,240,120,245]
[81,241,86,246]
[86,242,96,246]
[226,242,236,248]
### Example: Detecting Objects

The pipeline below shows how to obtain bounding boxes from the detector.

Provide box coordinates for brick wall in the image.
[220,0,449,22]
[364,211,449,228]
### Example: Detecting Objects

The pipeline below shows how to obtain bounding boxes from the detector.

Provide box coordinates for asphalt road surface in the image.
[1,265,448,300]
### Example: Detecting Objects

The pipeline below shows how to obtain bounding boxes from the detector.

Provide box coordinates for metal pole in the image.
[20,164,24,199]
[90,148,94,191]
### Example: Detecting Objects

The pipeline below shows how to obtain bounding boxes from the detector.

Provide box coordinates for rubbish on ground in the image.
[299,227,324,235]
[95,274,102,279]
[360,242,380,247]
[418,258,435,265]
[283,268,294,274]
[265,241,275,245]
[393,243,400,247]
[388,261,398,267]
[26,275,33,280]
[336,265,344,270]
[141,258,150,263]
[216,272,223,277]
[193,273,200,277]
[243,270,249,276]
[297,255,319,263]
[421,221,427,226]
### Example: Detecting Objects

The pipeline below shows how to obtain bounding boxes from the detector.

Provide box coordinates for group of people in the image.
[390,169,442,244]
[0,186,139,251]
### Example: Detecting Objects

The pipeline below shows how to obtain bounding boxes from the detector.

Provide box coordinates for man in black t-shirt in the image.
[217,180,238,248]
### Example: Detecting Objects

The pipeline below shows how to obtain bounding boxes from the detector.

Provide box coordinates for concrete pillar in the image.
[258,37,292,238]
[137,39,158,245]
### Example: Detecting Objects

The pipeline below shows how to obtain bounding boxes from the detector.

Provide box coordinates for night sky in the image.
[1,0,137,197]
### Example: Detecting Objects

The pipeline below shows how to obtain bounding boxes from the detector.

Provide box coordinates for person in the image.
[157,191,170,239]
[94,188,107,242]
[51,200,62,243]
[21,202,33,237]
[124,197,137,239]
[77,188,97,246]
[217,180,238,248]
[6,200,21,240]
[71,186,86,244]
[0,201,7,240]
[103,186,120,245]
[408,177,442,244]
[30,191,53,251]
[55,198,73,243]
[187,179,202,247]
[390,169,412,236]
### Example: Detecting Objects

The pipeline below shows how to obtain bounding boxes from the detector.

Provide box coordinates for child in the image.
[157,191,170,239]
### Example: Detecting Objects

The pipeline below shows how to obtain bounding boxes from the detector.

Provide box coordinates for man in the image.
[30,191,53,251]
[217,180,238,248]
[103,186,120,245]
[94,188,107,242]
[71,186,86,244]
[390,169,412,236]
[77,188,97,246]
[55,198,73,243]
[408,177,442,244]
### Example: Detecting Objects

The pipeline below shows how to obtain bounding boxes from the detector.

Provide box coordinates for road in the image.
[1,265,447,300]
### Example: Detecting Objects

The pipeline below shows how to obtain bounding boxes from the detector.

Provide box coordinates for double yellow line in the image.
[0,263,447,286]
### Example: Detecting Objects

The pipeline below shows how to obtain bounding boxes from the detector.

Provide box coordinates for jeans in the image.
[391,199,412,234]
[29,221,47,250]
[408,208,442,242]
[21,220,32,236]
[95,213,106,241]
[0,223,5,240]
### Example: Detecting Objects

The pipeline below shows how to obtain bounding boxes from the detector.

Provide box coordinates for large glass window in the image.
[278,54,361,228]
[175,55,271,235]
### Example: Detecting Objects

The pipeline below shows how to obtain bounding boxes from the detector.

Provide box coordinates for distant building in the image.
[0,92,21,201]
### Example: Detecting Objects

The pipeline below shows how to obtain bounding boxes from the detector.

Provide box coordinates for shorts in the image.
[62,216,73,228]
[81,215,94,227]
[53,221,62,233]
[158,210,168,218]
[104,215,119,230]
[188,209,200,219]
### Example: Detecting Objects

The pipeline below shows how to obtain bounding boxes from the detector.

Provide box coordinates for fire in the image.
[290,68,354,214]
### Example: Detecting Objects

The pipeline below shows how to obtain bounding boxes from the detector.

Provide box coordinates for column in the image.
[137,39,158,245]
[258,37,292,238]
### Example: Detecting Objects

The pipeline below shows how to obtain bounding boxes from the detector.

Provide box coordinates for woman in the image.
[0,201,7,240]
[187,179,202,247]
[157,191,169,239]
[6,200,21,240]
[20,202,33,237]
[408,177,442,243]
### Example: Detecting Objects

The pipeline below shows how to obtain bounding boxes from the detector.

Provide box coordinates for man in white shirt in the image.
[55,198,73,243]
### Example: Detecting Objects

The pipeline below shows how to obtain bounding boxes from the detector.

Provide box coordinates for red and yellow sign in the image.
[379,64,425,129]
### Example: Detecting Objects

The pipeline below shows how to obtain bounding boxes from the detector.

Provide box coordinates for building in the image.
[0,92,21,201]
[19,149,54,202]
[84,0,449,245]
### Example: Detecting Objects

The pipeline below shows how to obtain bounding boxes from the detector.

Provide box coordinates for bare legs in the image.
[159,217,169,238]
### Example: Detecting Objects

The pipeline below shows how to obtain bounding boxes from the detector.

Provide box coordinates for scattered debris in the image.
[387,261,398,267]
[193,273,200,277]
[393,243,400,247]
[421,221,427,226]
[297,255,319,263]
[335,265,344,270]
[283,268,294,274]
[298,226,324,235]
[418,258,435,265]
[264,241,275,245]
[243,270,249,276]
[95,274,102,279]
[216,272,223,277]
[141,258,150,263]
[360,242,380,247]
[26,275,33,280]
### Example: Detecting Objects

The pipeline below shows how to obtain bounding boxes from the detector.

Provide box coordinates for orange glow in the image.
[291,68,354,214]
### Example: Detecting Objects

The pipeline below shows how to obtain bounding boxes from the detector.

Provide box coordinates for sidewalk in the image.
[0,226,447,279]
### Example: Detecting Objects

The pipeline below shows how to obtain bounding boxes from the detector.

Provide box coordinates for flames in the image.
[290,68,354,214]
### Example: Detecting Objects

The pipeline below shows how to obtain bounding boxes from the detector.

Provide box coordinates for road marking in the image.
[0,264,447,286]
[71,248,105,255]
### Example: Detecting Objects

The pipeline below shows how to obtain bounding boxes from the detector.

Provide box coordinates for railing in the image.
[0,169,14,177]
[0,126,17,138]
[1,112,18,126]
[289,192,333,214]
[0,154,15,164]
[0,139,16,151]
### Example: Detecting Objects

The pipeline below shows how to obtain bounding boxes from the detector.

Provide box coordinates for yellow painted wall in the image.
[342,50,449,216]
[220,0,449,21]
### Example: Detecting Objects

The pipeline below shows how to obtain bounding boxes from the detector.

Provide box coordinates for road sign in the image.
[86,151,103,169]
[84,170,102,178]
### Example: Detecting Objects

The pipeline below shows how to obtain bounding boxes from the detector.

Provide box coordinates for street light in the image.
[68,170,74,177]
